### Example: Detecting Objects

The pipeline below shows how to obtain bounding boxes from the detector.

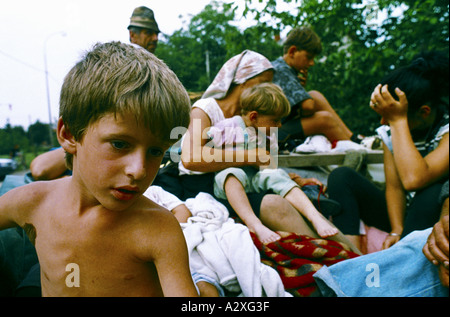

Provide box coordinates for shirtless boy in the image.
[0,42,197,297]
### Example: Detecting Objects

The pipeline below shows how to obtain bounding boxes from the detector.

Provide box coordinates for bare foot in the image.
[250,223,281,244]
[310,216,339,238]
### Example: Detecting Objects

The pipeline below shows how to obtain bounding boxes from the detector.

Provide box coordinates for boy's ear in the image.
[287,45,298,57]
[56,118,77,155]
[248,111,259,122]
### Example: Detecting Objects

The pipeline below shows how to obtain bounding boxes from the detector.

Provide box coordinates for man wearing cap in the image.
[128,6,160,54]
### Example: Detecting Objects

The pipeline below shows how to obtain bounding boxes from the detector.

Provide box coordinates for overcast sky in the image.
[0,0,242,129]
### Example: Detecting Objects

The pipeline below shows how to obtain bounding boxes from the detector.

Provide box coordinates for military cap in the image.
[128,6,160,33]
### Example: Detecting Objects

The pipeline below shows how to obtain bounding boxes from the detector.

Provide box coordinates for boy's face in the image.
[251,113,282,136]
[289,48,316,73]
[72,112,171,211]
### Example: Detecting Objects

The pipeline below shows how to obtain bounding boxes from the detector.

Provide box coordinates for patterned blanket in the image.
[251,231,360,297]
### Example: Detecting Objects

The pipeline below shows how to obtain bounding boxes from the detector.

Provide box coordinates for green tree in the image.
[0,124,29,155]
[157,1,241,91]
[157,0,448,135]
[28,120,51,147]
[243,0,449,135]
[157,0,281,92]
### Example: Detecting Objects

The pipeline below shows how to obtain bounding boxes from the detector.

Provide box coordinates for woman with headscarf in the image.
[180,50,274,174]
[163,50,355,249]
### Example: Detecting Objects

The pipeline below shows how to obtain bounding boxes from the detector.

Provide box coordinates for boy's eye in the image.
[111,140,129,150]
[148,147,164,157]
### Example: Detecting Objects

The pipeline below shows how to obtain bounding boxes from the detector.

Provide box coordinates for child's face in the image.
[290,49,316,73]
[73,112,171,211]
[252,113,282,136]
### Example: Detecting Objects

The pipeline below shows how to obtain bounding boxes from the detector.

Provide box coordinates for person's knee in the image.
[308,90,325,100]
[260,194,293,219]
[328,166,355,187]
[314,111,337,129]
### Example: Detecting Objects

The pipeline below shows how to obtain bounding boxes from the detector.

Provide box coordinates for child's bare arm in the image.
[151,212,198,297]
[0,185,32,229]
[172,204,192,223]
[0,193,17,229]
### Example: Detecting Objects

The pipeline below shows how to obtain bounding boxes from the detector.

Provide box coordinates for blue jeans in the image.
[313,228,449,297]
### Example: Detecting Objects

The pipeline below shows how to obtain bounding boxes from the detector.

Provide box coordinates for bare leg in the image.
[309,90,353,138]
[301,111,351,141]
[259,194,362,254]
[284,187,338,238]
[224,176,280,244]
[260,194,318,236]
[345,234,362,252]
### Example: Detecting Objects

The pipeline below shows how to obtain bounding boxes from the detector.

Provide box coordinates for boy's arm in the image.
[0,186,27,230]
[152,212,198,297]
[30,147,67,180]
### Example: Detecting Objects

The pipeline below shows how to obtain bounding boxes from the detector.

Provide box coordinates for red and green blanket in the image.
[251,231,360,297]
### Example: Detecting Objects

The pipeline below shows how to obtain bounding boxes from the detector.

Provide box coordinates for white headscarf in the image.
[202,50,273,99]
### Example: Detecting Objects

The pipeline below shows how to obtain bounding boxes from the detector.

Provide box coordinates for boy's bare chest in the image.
[32,213,162,296]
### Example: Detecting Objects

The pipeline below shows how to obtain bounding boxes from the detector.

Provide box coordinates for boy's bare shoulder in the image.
[133,196,181,234]
[0,178,67,224]
[128,196,186,262]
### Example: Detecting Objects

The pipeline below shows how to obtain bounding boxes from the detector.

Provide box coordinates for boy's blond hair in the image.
[283,27,322,56]
[240,82,291,119]
[59,41,191,169]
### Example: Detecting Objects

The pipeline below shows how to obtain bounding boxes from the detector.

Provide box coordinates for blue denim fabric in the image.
[313,229,449,297]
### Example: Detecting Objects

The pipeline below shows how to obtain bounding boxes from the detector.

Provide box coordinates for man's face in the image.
[130,29,159,53]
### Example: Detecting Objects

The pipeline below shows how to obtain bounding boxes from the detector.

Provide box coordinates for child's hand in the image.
[298,69,308,86]
[370,84,409,124]
[289,173,324,189]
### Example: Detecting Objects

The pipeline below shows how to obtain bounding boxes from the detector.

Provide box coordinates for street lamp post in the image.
[44,31,66,147]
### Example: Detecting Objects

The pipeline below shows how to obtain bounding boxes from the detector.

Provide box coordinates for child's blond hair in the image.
[240,82,291,119]
[59,41,191,169]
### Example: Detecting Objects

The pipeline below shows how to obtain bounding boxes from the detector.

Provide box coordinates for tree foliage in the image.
[0,124,29,155]
[3,0,446,156]
[2,0,448,150]
[157,0,448,135]
[27,120,52,147]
